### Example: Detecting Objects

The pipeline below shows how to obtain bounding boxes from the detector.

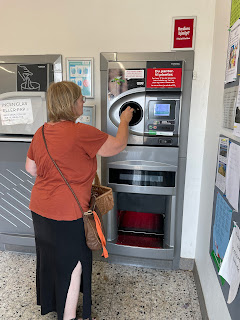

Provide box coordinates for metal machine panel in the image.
[0,142,34,236]
[100,52,194,269]
[0,54,62,252]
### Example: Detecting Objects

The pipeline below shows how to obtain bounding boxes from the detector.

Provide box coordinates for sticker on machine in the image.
[125,70,144,80]
[0,99,33,126]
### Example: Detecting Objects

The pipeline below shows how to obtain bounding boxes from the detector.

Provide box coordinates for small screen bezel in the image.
[148,100,176,120]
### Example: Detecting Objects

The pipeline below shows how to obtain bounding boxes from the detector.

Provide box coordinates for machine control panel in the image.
[144,93,181,146]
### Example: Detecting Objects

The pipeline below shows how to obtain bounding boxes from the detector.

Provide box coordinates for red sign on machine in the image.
[146,68,182,89]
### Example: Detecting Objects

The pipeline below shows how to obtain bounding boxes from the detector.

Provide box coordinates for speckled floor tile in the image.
[0,250,202,319]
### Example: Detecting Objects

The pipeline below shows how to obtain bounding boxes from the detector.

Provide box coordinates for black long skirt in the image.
[31,211,92,320]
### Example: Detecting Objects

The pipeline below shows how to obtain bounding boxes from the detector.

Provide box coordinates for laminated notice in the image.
[0,99,33,126]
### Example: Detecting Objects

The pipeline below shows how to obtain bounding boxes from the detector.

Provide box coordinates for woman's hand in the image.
[120,106,134,124]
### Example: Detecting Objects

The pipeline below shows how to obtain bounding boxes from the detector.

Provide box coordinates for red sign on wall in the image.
[146,68,182,89]
[172,17,196,50]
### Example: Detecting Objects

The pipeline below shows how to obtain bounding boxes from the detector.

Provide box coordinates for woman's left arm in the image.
[25,157,37,177]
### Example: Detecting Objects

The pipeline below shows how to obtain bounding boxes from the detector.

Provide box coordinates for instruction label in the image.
[146,68,182,89]
[0,99,33,125]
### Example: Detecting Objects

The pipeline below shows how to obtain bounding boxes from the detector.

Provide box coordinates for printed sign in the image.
[76,106,95,126]
[66,58,93,98]
[17,64,48,92]
[146,68,182,89]
[0,99,33,125]
[219,223,240,304]
[172,17,196,50]
[125,70,144,80]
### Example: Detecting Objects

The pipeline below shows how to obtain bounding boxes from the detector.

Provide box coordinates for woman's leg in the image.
[63,261,82,320]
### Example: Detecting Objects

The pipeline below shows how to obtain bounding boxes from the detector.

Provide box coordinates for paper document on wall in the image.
[219,223,240,303]
[225,19,240,84]
[213,193,233,260]
[222,86,238,129]
[215,137,229,193]
[226,142,240,211]
[0,99,33,126]
[233,84,240,137]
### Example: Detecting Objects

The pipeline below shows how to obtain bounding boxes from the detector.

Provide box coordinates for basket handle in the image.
[94,172,101,186]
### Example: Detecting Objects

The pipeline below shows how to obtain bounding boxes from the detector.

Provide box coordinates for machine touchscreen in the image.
[149,100,175,120]
[154,104,170,117]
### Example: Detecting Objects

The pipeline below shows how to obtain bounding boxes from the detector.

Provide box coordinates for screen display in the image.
[154,104,170,117]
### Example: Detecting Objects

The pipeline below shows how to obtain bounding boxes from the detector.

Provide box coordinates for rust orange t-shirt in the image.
[27,121,108,221]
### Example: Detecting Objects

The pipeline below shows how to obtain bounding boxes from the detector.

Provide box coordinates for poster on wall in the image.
[75,105,95,126]
[222,86,238,129]
[171,16,196,50]
[212,193,233,261]
[226,142,240,211]
[230,0,240,27]
[66,58,93,98]
[233,84,240,136]
[215,137,229,193]
[225,19,240,84]
[219,222,240,304]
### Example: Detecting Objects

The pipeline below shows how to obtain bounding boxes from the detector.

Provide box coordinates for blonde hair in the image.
[47,81,82,122]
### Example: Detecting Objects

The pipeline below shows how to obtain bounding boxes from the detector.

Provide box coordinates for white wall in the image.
[194,0,233,319]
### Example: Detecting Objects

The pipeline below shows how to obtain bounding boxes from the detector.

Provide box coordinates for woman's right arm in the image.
[97,106,133,157]
[25,157,37,177]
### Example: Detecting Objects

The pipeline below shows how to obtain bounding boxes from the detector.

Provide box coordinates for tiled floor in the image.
[0,250,202,319]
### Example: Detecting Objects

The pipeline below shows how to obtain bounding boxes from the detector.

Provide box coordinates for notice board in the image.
[210,135,240,320]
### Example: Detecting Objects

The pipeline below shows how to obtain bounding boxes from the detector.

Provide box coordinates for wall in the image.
[194,0,233,319]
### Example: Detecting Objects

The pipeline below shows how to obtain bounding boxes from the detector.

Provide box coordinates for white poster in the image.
[233,84,240,137]
[219,223,240,304]
[0,99,33,126]
[222,86,238,129]
[215,137,229,193]
[226,142,240,211]
[225,19,240,84]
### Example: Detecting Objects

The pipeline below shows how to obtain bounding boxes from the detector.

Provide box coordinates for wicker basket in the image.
[91,173,114,215]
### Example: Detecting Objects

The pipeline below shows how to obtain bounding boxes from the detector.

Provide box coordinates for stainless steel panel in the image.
[107,241,174,260]
[0,142,34,236]
[0,136,32,142]
[0,64,17,94]
[107,91,145,144]
[0,54,62,94]
[108,146,179,166]
[108,160,177,171]
[100,53,117,70]
[115,51,194,70]
[107,183,176,195]
[108,61,146,70]
[179,70,193,158]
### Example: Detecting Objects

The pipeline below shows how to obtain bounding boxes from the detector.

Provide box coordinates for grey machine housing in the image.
[0,55,62,252]
[100,52,194,270]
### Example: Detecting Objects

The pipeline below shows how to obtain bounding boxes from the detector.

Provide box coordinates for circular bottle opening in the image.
[119,101,143,126]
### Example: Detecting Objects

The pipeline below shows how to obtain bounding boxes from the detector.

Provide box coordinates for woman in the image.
[25,81,133,320]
